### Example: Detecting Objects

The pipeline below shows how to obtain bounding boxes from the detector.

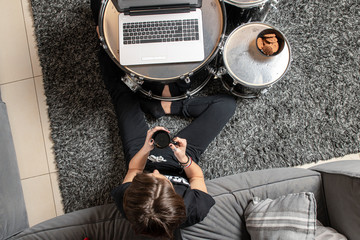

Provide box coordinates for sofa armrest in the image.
[310,160,360,240]
[12,204,157,240]
[0,91,29,240]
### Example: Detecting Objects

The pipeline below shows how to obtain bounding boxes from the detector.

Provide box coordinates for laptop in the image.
[112,0,205,66]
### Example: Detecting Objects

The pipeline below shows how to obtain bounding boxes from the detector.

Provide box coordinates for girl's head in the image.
[123,171,186,239]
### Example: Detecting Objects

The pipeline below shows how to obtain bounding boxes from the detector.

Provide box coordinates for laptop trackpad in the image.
[142,56,166,61]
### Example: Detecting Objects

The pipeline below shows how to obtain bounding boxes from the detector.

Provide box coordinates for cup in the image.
[152,130,171,149]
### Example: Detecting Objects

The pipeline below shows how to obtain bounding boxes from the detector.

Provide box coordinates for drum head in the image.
[223,22,291,88]
[225,0,268,8]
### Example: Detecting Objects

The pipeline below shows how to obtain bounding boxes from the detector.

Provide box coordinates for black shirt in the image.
[111,174,215,228]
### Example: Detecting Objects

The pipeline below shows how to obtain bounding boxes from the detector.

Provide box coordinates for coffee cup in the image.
[152,130,171,149]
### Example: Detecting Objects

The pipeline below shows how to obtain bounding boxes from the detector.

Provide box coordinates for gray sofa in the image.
[0,89,29,240]
[9,159,360,240]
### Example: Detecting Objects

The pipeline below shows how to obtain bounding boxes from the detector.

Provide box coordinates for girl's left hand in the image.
[169,137,187,164]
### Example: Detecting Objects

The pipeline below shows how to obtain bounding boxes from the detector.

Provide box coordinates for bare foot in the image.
[161,85,172,114]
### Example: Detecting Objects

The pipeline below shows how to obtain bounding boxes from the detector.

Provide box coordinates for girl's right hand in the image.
[143,126,169,153]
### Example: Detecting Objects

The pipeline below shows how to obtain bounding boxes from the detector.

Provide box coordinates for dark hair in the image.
[123,172,186,239]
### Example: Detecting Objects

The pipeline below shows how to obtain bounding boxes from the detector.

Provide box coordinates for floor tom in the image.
[219,22,291,98]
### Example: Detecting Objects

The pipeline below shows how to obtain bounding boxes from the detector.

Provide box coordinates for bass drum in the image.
[219,22,291,98]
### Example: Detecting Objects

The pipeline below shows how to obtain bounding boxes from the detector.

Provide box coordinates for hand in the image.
[169,137,187,164]
[143,126,169,153]
[96,26,100,38]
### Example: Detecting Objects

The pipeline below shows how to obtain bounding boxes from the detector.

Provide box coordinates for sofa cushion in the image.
[244,192,316,240]
[0,91,29,240]
[311,160,360,240]
[181,167,327,240]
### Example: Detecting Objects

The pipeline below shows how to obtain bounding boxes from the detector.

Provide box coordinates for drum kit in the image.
[98,0,291,100]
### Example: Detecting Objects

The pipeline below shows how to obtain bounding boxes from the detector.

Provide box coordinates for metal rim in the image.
[98,0,129,75]
[220,77,259,98]
[138,72,213,101]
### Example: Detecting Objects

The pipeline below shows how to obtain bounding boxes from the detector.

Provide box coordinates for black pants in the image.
[92,0,236,170]
[98,46,235,164]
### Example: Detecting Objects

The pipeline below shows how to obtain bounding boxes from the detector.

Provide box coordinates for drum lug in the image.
[270,0,279,10]
[219,34,227,51]
[99,37,108,50]
[121,74,143,92]
[147,90,154,98]
[185,90,192,98]
[180,74,192,84]
[261,88,268,94]
[208,66,227,79]
[261,84,272,94]
[217,67,227,78]
[207,66,217,76]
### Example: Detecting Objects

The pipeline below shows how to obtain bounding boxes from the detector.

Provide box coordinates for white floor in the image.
[0,0,359,228]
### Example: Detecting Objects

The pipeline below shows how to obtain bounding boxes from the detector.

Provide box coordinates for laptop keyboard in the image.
[122,19,199,45]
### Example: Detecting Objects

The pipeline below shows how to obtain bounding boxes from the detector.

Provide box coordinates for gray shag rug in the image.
[30,0,360,213]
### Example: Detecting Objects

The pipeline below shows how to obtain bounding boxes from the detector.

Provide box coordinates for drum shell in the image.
[221,74,271,98]
[224,0,275,34]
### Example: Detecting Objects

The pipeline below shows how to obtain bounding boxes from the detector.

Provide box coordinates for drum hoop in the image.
[99,0,227,82]
[98,0,129,75]
[225,0,268,8]
[139,73,213,101]
[220,77,259,98]
[223,22,292,88]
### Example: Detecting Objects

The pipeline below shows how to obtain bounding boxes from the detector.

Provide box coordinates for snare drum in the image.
[98,0,226,100]
[218,22,291,98]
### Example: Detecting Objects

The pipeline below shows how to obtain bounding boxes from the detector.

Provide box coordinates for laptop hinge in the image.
[125,4,195,16]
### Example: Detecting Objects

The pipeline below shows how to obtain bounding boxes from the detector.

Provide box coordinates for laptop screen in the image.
[114,0,201,12]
